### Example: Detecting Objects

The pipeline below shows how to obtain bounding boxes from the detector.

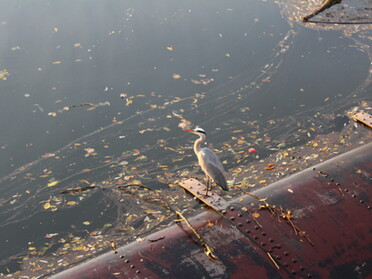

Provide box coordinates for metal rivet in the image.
[330,179,334,182]
[284,263,288,267]
[276,256,281,260]
[230,206,235,211]
[237,223,243,227]
[254,226,259,230]
[291,270,296,275]
[359,200,364,203]
[136,270,140,274]
[307,273,312,278]
[261,232,266,236]
[238,213,243,217]
[246,219,251,223]
[344,189,349,192]
[246,229,251,233]
[335,182,340,186]
[269,238,274,243]
[300,266,305,271]
[284,251,289,256]
[120,255,124,259]
[131,265,135,268]
[125,259,129,263]
[292,259,297,263]
[230,216,235,221]
[221,210,226,214]
[367,206,371,209]
[352,194,356,197]
[276,244,281,249]
[261,242,266,246]
[253,235,258,240]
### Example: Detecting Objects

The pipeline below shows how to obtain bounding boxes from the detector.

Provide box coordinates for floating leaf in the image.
[265,164,275,170]
[172,73,181,79]
[67,201,77,206]
[81,169,92,172]
[82,221,90,225]
[125,99,133,106]
[48,181,59,187]
[43,202,51,210]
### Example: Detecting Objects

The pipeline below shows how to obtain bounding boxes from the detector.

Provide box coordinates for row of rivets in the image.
[222,204,312,278]
[315,169,370,211]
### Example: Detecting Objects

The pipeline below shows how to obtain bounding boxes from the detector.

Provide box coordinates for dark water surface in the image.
[0,0,370,276]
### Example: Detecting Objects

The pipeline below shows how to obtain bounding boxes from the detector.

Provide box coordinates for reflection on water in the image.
[0,0,371,276]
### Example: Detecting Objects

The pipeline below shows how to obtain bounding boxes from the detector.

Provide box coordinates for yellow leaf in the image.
[44,202,51,210]
[82,221,90,225]
[125,99,133,106]
[52,61,62,64]
[48,181,59,187]
[28,247,36,251]
[252,212,260,218]
[54,27,58,32]
[232,130,243,133]
[172,73,181,79]
[67,201,77,206]
[73,245,88,251]
[130,179,142,185]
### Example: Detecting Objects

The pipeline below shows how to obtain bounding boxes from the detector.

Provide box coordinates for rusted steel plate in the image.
[50,142,372,279]
[179,178,229,211]
[351,111,372,128]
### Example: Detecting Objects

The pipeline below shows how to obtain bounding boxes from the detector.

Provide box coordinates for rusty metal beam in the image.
[50,142,372,279]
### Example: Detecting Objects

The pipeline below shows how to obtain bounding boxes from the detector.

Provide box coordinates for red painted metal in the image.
[51,143,372,279]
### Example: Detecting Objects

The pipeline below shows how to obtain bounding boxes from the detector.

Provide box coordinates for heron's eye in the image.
[195,127,206,134]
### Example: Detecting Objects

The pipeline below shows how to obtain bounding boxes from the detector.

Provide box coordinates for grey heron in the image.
[183,127,228,194]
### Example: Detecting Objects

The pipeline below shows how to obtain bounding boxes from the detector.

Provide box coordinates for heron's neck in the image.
[194,134,206,154]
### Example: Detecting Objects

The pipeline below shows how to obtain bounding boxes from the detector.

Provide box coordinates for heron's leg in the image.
[205,176,210,196]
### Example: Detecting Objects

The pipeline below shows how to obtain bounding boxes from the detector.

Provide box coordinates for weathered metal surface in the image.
[51,142,372,279]
[351,111,372,128]
[179,178,229,211]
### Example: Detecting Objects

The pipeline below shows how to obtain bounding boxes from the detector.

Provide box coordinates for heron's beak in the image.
[183,129,194,133]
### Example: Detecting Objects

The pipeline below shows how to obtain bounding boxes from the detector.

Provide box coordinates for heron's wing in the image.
[200,148,228,190]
